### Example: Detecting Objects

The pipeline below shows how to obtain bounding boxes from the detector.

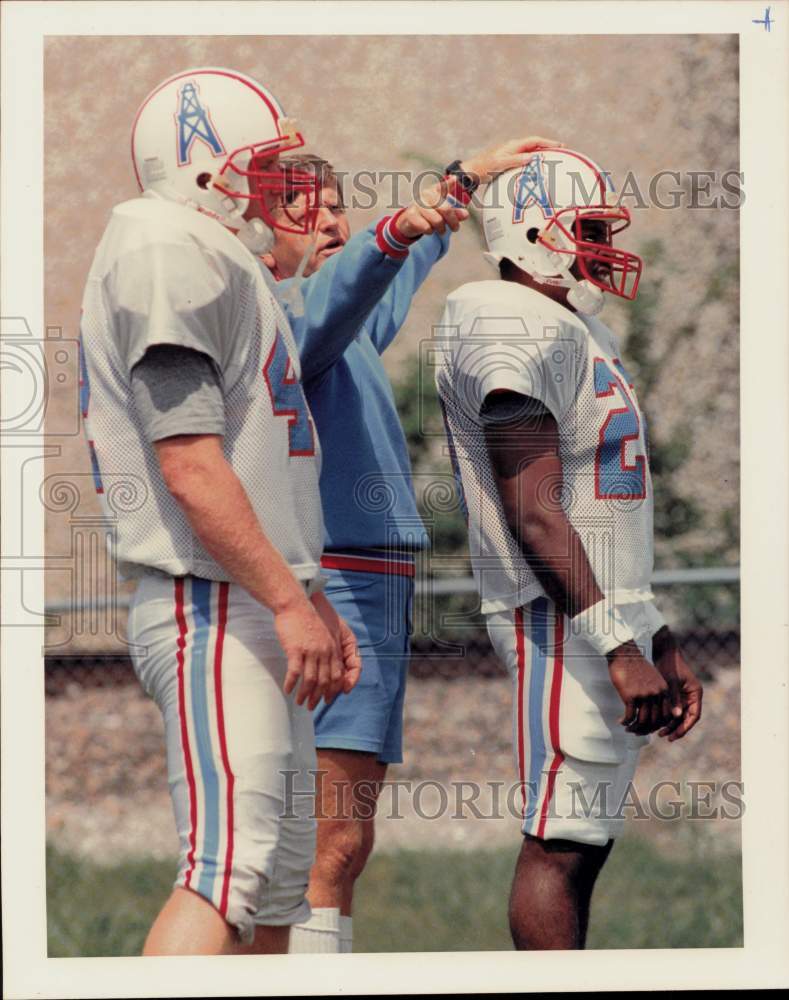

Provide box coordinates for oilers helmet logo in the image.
[512,154,554,223]
[175,81,225,166]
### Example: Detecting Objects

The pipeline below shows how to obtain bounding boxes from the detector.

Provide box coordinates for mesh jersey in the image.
[435,280,654,615]
[80,191,323,581]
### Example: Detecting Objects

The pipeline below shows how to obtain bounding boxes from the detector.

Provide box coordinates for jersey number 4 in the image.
[594,357,647,500]
[263,330,315,457]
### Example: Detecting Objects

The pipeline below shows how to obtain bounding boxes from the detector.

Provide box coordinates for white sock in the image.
[288,907,341,953]
[339,915,353,954]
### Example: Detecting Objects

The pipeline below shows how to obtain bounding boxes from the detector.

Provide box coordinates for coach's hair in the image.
[279,154,345,209]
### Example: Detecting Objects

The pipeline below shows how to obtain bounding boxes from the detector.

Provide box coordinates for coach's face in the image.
[262,185,350,279]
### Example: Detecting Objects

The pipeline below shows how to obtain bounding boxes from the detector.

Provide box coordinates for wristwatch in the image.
[443,159,479,195]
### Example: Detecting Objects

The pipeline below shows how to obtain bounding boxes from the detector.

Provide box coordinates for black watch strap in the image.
[444,159,479,195]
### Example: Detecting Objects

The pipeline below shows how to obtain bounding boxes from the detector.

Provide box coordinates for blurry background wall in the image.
[42,33,742,955]
[44,33,739,652]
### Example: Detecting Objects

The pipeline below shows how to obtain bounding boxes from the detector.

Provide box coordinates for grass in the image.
[46,831,742,957]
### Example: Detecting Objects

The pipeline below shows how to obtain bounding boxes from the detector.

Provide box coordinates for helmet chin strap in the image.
[493,250,606,316]
[541,244,605,316]
[237,217,274,254]
[152,180,276,254]
[566,275,605,315]
[275,227,319,318]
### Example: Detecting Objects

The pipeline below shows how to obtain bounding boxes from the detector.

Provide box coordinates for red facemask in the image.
[538,205,643,300]
[212,140,321,236]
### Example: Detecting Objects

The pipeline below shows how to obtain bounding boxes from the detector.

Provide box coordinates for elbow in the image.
[505,506,555,555]
[159,461,190,504]
[153,435,226,510]
[158,454,209,507]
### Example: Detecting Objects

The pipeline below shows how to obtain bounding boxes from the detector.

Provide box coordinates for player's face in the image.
[572,218,613,285]
[265,185,350,278]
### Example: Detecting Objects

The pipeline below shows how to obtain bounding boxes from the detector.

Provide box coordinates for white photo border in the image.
[2,1,787,995]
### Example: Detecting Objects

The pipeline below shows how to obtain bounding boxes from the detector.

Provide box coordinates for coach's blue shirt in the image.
[280,227,451,551]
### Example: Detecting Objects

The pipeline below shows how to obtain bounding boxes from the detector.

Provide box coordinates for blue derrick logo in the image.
[176,82,225,166]
[512,155,554,223]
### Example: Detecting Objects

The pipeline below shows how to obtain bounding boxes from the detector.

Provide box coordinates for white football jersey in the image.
[435,280,654,615]
[80,191,323,581]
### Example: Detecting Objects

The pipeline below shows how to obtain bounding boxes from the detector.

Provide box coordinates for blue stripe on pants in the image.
[526,597,549,830]
[190,578,221,903]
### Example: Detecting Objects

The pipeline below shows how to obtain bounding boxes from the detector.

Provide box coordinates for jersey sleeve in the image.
[366,230,451,355]
[130,345,225,442]
[284,218,412,385]
[103,234,242,376]
[448,306,583,425]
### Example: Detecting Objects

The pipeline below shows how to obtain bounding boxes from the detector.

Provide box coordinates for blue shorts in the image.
[313,551,414,765]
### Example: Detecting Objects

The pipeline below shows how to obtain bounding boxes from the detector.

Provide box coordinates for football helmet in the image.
[131,67,319,252]
[481,148,642,314]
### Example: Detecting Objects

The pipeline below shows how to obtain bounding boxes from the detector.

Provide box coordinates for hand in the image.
[396,183,469,239]
[607,641,673,736]
[311,591,363,701]
[651,630,703,741]
[275,595,344,711]
[460,135,564,185]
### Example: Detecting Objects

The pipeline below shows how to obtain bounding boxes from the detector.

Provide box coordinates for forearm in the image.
[291,223,406,383]
[164,448,306,614]
[514,506,604,619]
[369,231,450,353]
[651,623,677,660]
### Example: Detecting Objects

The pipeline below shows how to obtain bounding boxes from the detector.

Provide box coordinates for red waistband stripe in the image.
[320,551,415,577]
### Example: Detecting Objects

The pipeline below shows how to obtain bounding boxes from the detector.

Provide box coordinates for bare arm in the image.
[481,391,603,618]
[154,433,345,709]
[482,390,673,735]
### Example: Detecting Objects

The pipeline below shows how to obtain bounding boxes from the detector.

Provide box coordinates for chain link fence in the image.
[410,569,739,680]
[44,567,739,694]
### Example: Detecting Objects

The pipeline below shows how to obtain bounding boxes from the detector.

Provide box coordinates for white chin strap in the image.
[237,217,274,254]
[566,276,604,315]
[276,239,315,318]
[492,250,606,316]
[542,246,605,316]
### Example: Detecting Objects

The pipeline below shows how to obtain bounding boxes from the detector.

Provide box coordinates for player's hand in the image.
[276,595,344,711]
[337,616,362,694]
[606,642,673,736]
[651,631,703,741]
[310,592,363,702]
[460,136,564,186]
[397,184,469,238]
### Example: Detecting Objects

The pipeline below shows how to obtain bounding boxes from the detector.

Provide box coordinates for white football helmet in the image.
[481,148,642,314]
[131,67,319,252]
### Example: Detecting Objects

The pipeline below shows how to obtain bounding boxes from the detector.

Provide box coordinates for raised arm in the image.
[366,232,449,354]
[367,135,566,355]
[290,190,468,384]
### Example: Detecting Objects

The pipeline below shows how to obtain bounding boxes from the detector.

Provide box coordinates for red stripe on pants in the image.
[174,577,199,888]
[514,607,527,818]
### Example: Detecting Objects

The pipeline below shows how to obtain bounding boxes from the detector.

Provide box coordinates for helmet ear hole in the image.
[196,172,212,190]
[526,227,540,244]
